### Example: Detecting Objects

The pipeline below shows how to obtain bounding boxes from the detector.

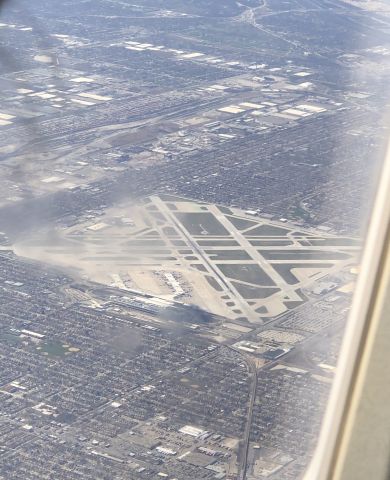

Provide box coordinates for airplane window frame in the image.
[305,140,390,480]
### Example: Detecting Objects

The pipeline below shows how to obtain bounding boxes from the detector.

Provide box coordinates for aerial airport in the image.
[0,0,389,479]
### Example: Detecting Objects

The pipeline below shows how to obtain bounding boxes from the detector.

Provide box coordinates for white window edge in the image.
[305,140,390,480]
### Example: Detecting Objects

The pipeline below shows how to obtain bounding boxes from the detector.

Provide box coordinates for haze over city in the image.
[0,0,389,479]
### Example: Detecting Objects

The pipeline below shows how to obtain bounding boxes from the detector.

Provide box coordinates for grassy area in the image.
[217,263,276,286]
[206,249,252,260]
[175,212,230,236]
[232,282,280,299]
[197,240,239,246]
[225,216,257,231]
[244,224,291,237]
[205,275,223,292]
[273,263,332,285]
[260,249,350,260]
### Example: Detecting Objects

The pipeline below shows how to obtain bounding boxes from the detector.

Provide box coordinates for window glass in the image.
[0,1,388,479]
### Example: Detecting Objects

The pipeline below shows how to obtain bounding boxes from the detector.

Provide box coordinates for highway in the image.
[228,346,258,480]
